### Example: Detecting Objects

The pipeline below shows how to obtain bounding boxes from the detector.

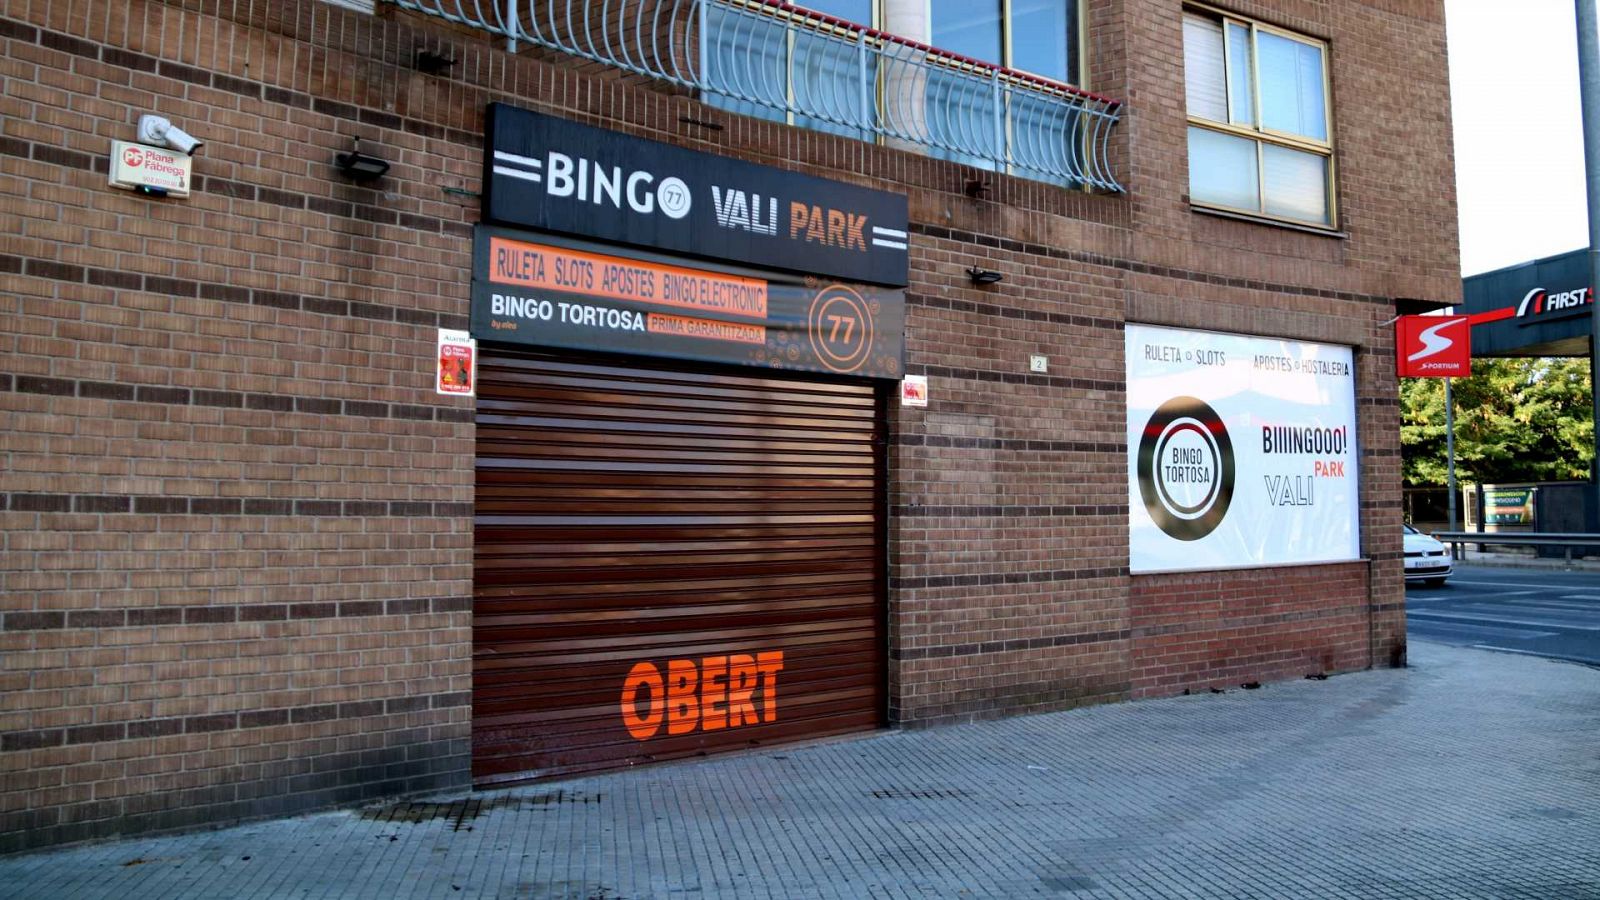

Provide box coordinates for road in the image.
[1406,563,1600,667]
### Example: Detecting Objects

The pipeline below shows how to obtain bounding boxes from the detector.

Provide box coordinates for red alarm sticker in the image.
[436,329,476,396]
[900,374,928,407]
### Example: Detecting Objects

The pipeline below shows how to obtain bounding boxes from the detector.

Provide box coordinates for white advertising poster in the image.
[1126,324,1360,574]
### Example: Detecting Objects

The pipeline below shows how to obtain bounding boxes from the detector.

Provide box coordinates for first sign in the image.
[109,140,192,197]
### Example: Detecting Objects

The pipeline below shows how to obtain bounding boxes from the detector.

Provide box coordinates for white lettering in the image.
[627,171,655,213]
[490,294,553,320]
[712,186,746,230]
[538,152,690,218]
[592,164,622,208]
[756,196,776,235]
[547,152,575,197]
[554,301,645,331]
[712,186,778,236]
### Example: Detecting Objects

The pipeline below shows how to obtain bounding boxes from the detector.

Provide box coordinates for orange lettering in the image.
[827,209,845,247]
[487,236,765,318]
[701,656,729,730]
[666,658,700,735]
[756,651,785,723]
[620,662,664,740]
[726,654,759,727]
[846,213,866,251]
[789,201,808,240]
[620,651,782,736]
[804,205,826,242]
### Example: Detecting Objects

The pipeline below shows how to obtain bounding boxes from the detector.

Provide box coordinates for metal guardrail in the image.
[385,0,1125,191]
[1432,531,1600,563]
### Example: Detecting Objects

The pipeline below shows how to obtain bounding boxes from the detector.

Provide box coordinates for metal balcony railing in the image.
[386,0,1124,192]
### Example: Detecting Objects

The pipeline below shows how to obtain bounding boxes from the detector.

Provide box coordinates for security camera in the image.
[136,114,203,156]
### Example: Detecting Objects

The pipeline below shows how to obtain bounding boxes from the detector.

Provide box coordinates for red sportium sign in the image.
[1395,315,1471,378]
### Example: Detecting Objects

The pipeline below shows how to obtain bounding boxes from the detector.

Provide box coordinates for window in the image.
[929,0,1078,83]
[1183,8,1333,227]
[925,1,1081,177]
[702,1,1090,186]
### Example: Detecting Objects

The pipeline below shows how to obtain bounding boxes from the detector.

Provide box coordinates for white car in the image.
[1403,524,1453,586]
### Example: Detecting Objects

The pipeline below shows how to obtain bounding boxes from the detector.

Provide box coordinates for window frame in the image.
[1183,4,1338,230]
[952,0,1091,182]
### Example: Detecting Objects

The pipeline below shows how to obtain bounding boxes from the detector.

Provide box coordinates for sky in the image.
[1448,1,1590,276]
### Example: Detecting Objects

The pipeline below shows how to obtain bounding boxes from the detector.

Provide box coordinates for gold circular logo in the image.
[807,286,874,374]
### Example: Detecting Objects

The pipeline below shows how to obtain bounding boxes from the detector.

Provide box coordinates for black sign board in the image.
[471,225,906,380]
[1462,247,1592,357]
[483,103,909,288]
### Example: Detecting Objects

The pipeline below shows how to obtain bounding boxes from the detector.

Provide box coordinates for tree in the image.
[1400,357,1594,486]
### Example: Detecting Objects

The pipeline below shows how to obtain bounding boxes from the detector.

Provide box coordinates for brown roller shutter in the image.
[472,348,886,785]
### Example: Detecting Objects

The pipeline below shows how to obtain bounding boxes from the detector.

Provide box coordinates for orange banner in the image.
[647,313,766,345]
[489,236,768,319]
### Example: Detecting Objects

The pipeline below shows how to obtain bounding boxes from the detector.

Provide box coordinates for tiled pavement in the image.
[4,640,1598,899]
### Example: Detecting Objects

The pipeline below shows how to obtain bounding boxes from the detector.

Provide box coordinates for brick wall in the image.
[885,0,1449,722]
[0,0,1453,849]
[0,0,481,852]
[1128,564,1374,698]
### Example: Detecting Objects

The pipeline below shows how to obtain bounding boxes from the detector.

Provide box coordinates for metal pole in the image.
[857,35,871,139]
[1594,349,1600,530]
[1446,377,1458,533]
[991,69,1004,170]
[1577,0,1600,520]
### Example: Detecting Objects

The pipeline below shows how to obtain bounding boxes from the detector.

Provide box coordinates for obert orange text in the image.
[619,651,784,740]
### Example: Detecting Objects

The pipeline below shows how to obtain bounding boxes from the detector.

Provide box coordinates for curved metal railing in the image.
[387,0,1124,192]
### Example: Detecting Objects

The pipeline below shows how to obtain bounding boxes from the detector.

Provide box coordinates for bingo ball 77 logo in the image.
[1136,397,1235,541]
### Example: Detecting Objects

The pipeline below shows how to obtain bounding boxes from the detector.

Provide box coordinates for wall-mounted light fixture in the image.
[967,266,1003,286]
[137,114,203,155]
[335,140,390,182]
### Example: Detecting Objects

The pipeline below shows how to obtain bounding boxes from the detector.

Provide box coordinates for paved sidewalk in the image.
[4,641,1598,899]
